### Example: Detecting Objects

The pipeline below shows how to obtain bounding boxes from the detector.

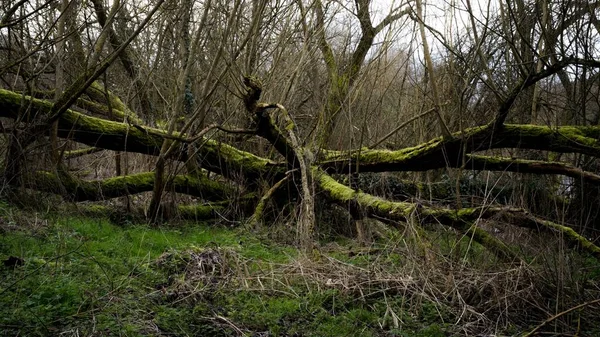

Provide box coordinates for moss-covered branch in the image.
[499,210,600,259]
[318,168,509,226]
[315,167,520,261]
[0,89,283,182]
[317,167,600,260]
[28,170,232,202]
[177,203,227,220]
[63,147,104,159]
[178,194,257,220]
[5,88,600,185]
[466,155,600,185]
[346,173,523,205]
[248,175,290,227]
[320,124,600,174]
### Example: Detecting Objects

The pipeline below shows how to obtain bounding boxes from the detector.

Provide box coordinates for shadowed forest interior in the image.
[1,0,600,336]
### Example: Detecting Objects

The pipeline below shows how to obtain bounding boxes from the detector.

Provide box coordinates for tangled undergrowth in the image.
[0,202,599,336]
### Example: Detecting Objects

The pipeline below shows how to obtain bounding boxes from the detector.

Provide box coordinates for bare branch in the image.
[373,6,411,34]
[492,57,600,129]
[46,0,167,125]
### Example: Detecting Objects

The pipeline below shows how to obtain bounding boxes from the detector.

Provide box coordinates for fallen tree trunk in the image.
[63,147,105,159]
[0,89,284,183]
[320,124,600,174]
[1,88,599,261]
[315,167,521,261]
[28,170,233,202]
[2,88,600,188]
[465,155,600,185]
[501,210,600,260]
[315,168,600,260]
[347,173,517,203]
[178,196,257,221]
[78,201,250,222]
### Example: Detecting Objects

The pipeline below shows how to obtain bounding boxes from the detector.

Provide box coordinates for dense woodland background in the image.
[2,0,600,335]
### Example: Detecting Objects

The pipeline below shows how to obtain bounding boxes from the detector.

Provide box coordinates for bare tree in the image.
[2,0,600,289]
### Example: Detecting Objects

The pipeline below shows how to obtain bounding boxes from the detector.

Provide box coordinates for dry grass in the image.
[151,218,600,336]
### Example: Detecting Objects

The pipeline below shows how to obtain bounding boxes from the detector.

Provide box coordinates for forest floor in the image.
[0,201,599,337]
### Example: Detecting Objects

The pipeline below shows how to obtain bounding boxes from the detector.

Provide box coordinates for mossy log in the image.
[500,210,600,259]
[2,88,600,186]
[29,170,233,202]
[320,124,600,174]
[315,167,520,260]
[346,173,515,203]
[316,168,600,260]
[63,147,104,159]
[76,203,234,221]
[319,167,504,226]
[248,175,290,227]
[1,88,600,259]
[177,203,227,220]
[0,89,283,182]
[178,196,257,221]
[465,155,600,185]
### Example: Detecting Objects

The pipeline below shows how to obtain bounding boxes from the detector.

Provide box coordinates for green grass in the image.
[0,215,243,336]
[6,205,597,336]
[0,210,457,336]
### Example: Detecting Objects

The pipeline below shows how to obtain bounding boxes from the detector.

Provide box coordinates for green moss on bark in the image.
[29,171,231,201]
[320,123,600,174]
[316,168,521,261]
[0,89,284,182]
[178,204,225,220]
